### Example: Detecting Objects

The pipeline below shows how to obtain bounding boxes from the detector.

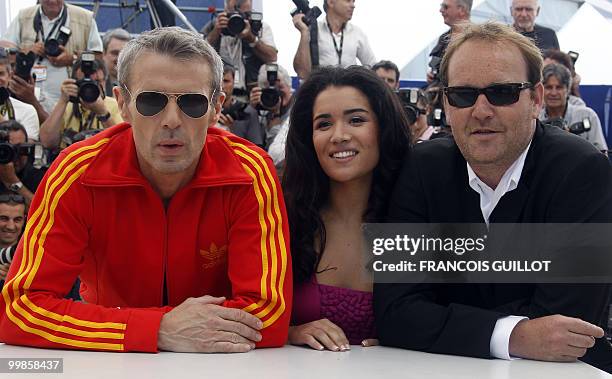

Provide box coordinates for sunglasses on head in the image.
[123,86,213,119]
[0,194,25,204]
[443,82,533,108]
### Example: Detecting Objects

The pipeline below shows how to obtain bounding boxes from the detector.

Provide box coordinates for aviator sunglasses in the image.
[443,82,533,108]
[123,86,214,118]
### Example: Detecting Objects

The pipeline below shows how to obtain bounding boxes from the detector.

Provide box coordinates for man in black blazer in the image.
[374,22,612,372]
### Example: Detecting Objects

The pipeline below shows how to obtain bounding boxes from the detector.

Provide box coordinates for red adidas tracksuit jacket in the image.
[0,122,292,352]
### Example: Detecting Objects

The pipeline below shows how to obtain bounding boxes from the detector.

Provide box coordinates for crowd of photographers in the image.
[0,0,610,287]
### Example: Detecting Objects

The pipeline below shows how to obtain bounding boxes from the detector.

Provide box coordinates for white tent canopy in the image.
[558,2,612,84]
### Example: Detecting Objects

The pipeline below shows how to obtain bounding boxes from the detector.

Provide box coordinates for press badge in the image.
[32,65,47,82]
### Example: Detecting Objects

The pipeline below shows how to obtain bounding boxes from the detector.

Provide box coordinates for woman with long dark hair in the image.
[283,66,411,351]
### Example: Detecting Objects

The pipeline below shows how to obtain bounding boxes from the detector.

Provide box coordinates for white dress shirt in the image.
[466,141,532,360]
[316,19,376,68]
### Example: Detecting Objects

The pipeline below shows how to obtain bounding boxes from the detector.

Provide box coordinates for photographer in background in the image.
[542,49,583,106]
[373,60,400,90]
[428,0,472,84]
[0,49,40,141]
[102,28,132,97]
[539,63,608,151]
[202,0,277,98]
[292,0,376,80]
[0,193,26,288]
[396,88,449,143]
[217,62,264,147]
[39,54,122,151]
[0,120,48,205]
[1,0,103,112]
[249,63,293,149]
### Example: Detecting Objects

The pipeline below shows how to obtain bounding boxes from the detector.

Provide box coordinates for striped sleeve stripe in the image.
[226,139,288,327]
[233,152,282,322]
[1,139,128,350]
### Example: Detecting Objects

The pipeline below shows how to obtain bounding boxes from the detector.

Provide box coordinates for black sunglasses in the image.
[123,86,213,119]
[0,194,26,204]
[443,82,533,108]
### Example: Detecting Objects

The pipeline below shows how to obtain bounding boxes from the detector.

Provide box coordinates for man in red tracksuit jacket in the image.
[0,27,291,353]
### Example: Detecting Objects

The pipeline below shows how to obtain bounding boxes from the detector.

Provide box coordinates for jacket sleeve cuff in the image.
[123,308,166,352]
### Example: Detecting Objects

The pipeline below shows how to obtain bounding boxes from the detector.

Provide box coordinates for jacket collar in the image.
[80,123,253,188]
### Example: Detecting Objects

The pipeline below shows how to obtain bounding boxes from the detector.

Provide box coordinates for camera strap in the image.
[326,19,345,65]
[309,22,319,68]
[0,98,16,121]
[33,5,68,44]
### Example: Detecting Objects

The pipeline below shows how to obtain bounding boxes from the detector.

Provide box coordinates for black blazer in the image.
[374,123,612,372]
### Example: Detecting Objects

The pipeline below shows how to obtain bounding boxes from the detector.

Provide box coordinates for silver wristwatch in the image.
[8,181,23,192]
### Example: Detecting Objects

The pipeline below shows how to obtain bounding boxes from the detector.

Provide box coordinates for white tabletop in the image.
[0,343,609,379]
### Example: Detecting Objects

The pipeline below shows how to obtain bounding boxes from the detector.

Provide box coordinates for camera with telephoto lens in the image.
[396,88,423,125]
[44,26,71,57]
[14,51,36,81]
[259,64,281,110]
[72,52,101,104]
[290,0,322,27]
[221,10,263,37]
[222,100,249,121]
[0,245,17,265]
[0,129,47,168]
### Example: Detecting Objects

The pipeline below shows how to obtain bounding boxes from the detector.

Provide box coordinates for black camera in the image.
[259,64,281,110]
[14,51,35,81]
[44,26,71,57]
[250,12,263,35]
[220,10,263,37]
[222,11,247,36]
[396,88,423,125]
[61,129,102,147]
[222,100,249,121]
[568,118,591,135]
[0,129,45,166]
[72,52,101,103]
[0,245,17,265]
[568,51,579,66]
[428,56,442,81]
[544,117,591,135]
[290,0,322,27]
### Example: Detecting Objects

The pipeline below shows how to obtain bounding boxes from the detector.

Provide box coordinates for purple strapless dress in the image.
[292,276,376,345]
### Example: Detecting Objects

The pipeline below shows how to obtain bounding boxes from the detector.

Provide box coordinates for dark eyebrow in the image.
[344,108,369,115]
[313,108,370,122]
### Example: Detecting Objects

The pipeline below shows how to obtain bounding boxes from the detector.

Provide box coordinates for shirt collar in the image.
[467,140,532,195]
[39,5,65,23]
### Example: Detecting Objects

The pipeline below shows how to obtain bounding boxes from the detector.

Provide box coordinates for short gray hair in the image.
[102,28,132,52]
[456,0,473,13]
[543,63,572,90]
[117,27,223,102]
[258,64,292,89]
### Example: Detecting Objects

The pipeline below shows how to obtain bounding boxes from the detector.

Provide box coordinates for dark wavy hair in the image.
[283,66,411,284]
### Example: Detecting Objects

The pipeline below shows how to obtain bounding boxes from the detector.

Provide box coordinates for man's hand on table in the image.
[509,314,603,362]
[157,295,263,353]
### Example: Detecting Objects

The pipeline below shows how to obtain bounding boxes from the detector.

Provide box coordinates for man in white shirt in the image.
[292,0,376,80]
[0,54,39,141]
[1,0,103,113]
[203,0,277,97]
[375,22,612,373]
